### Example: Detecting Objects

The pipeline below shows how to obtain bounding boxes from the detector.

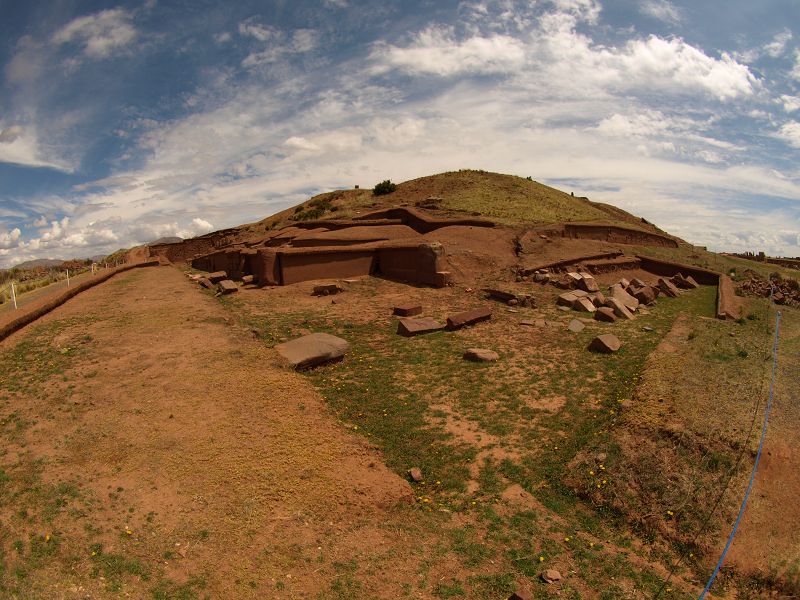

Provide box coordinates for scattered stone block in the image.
[313,284,343,296]
[572,289,590,298]
[610,284,639,312]
[275,332,350,369]
[672,273,698,289]
[241,275,254,284]
[642,326,654,332]
[557,305,570,312]
[633,286,657,305]
[591,291,606,307]
[568,319,585,332]
[657,278,681,298]
[198,277,214,290]
[217,280,239,294]
[532,273,549,283]
[408,467,423,482]
[577,273,600,293]
[507,298,519,306]
[631,277,648,288]
[397,317,446,337]
[589,334,621,353]
[618,278,630,288]
[508,589,533,600]
[484,288,517,303]
[393,303,423,317]
[557,291,579,307]
[207,271,227,283]
[463,348,499,362]
[605,298,635,320]
[446,306,492,330]
[595,307,617,322]
[572,297,597,313]
[541,569,563,584]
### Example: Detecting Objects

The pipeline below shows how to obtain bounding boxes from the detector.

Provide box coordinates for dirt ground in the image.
[726,305,800,587]
[0,266,477,598]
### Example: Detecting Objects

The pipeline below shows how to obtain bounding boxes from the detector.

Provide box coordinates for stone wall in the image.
[563,224,678,248]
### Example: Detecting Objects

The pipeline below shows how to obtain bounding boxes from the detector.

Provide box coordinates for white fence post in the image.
[66,269,70,286]
[11,282,17,310]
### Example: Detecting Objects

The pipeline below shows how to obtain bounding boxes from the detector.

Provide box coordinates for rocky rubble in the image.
[738,270,799,306]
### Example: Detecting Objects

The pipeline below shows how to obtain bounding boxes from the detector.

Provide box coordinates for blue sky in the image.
[1,0,799,267]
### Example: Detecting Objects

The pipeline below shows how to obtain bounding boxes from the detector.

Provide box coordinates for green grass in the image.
[218,278,726,597]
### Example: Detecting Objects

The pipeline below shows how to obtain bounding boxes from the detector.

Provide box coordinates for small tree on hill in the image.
[372,180,397,196]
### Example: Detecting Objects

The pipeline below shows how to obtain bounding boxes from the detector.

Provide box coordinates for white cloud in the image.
[778,121,800,148]
[550,0,601,24]
[52,9,137,60]
[238,19,276,43]
[0,125,24,143]
[780,95,800,113]
[238,20,319,67]
[540,29,758,101]
[639,0,682,24]
[792,49,800,80]
[0,228,22,250]
[371,26,526,76]
[0,123,73,171]
[324,0,348,7]
[764,29,792,58]
[214,32,232,44]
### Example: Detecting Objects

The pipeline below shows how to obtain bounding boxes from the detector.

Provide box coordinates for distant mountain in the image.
[148,236,182,245]
[12,258,64,269]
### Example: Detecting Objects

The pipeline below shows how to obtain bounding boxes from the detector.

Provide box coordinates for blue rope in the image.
[698,307,782,598]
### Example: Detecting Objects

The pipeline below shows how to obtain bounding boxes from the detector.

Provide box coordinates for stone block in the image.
[557,291,578,307]
[604,298,635,320]
[595,307,617,322]
[572,297,597,313]
[198,277,214,290]
[207,271,228,283]
[397,317,446,337]
[463,348,499,362]
[275,332,350,369]
[568,319,585,332]
[633,286,657,305]
[610,284,639,311]
[313,284,343,296]
[217,280,238,294]
[393,303,423,317]
[589,334,621,353]
[446,306,492,330]
[657,278,681,298]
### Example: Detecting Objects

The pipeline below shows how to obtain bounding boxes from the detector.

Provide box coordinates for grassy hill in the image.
[237,169,668,238]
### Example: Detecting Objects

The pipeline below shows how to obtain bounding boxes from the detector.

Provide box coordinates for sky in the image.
[1,0,799,268]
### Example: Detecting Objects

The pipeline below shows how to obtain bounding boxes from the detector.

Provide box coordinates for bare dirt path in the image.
[0,265,453,598]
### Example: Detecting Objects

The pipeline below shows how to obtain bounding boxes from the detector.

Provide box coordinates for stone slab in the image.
[393,303,423,317]
[463,348,499,362]
[589,334,621,353]
[446,306,492,330]
[217,280,239,294]
[275,332,350,369]
[207,271,228,284]
[397,317,446,337]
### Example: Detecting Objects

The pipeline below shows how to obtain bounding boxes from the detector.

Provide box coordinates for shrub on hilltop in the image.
[372,180,397,196]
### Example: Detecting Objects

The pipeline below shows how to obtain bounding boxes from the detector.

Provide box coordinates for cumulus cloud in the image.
[0,228,22,250]
[792,49,800,80]
[371,26,526,76]
[538,22,758,101]
[52,8,137,60]
[639,0,682,24]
